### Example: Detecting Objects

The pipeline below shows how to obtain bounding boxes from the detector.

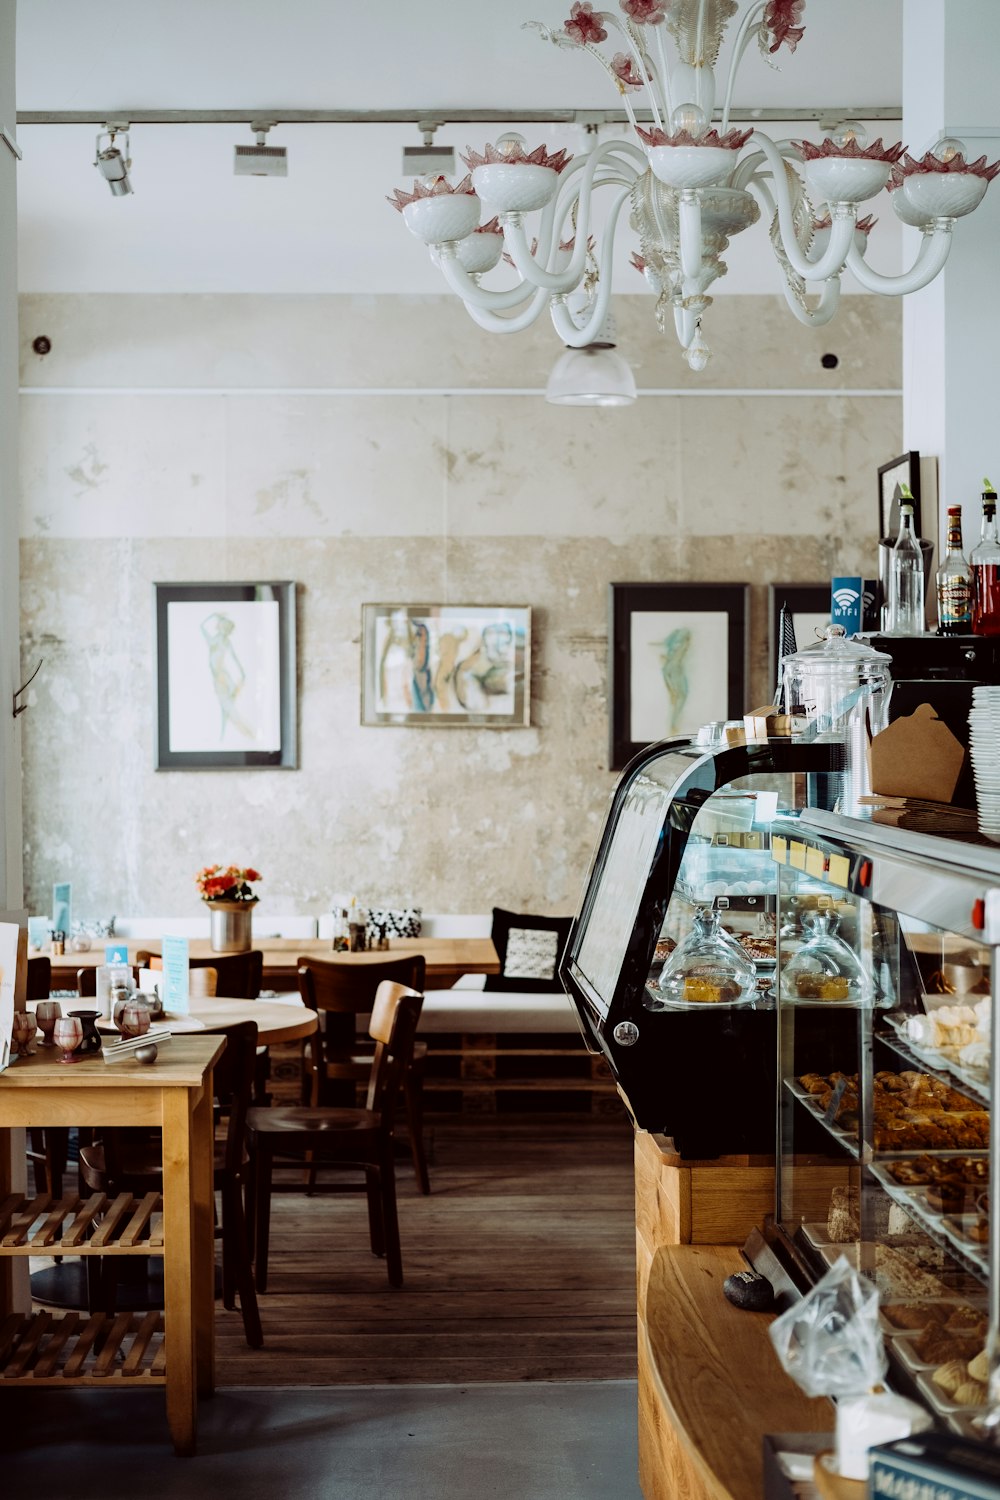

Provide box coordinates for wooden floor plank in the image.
[216,1111,637,1386]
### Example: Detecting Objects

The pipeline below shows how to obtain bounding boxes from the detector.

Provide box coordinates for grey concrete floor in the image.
[1,1380,642,1500]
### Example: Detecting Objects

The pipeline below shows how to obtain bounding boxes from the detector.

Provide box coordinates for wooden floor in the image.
[216,1111,639,1386]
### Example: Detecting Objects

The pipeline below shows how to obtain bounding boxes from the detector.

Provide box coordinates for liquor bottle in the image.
[887,500,925,635]
[936,505,972,634]
[971,478,1000,636]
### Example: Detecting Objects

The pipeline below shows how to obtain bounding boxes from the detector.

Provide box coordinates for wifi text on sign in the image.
[830,576,863,637]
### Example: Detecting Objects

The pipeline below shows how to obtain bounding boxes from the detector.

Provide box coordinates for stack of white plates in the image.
[969,687,1000,842]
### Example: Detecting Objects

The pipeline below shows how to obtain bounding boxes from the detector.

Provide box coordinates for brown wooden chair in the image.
[26,957,62,1195]
[135,949,263,999]
[76,964,140,998]
[246,981,423,1291]
[78,1020,263,1348]
[296,953,430,1193]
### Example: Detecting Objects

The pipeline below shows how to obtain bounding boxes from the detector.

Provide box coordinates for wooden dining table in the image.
[0,1035,223,1455]
[52,936,500,991]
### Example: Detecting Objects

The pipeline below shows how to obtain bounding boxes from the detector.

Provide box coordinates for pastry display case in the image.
[768,806,1000,1434]
[559,736,841,1157]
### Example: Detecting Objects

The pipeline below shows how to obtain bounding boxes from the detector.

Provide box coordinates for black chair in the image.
[135,949,264,999]
[26,957,62,1195]
[26,955,51,1000]
[79,1020,263,1347]
[247,982,423,1291]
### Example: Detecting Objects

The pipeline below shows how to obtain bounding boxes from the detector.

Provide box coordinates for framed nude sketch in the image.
[154,581,297,769]
[608,583,749,770]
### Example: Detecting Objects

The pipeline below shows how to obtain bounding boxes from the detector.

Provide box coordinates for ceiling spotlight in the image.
[94,125,132,197]
[402,120,455,179]
[234,121,288,177]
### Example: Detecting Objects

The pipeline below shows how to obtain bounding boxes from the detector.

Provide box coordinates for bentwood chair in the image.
[296,954,430,1193]
[78,1019,263,1347]
[246,981,423,1291]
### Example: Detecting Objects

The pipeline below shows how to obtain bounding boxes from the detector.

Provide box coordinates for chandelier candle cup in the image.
[391,4,999,369]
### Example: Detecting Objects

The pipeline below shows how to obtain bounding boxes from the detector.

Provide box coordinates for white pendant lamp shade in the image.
[545,342,637,407]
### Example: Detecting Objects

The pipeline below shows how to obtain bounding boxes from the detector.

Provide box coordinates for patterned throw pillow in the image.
[485,907,573,993]
[365,907,422,942]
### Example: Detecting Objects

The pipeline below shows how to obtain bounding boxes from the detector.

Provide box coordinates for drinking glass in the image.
[119,1000,151,1039]
[12,1010,36,1057]
[34,999,62,1046]
[53,1014,84,1063]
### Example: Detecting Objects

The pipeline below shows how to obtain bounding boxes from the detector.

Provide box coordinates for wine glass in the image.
[34,999,62,1047]
[12,1010,37,1057]
[52,1014,84,1063]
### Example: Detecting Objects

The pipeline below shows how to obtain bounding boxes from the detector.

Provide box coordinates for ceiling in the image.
[13,0,904,295]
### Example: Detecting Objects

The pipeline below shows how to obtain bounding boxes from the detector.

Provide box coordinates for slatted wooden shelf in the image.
[0,1192,164,1256]
[0,1310,166,1384]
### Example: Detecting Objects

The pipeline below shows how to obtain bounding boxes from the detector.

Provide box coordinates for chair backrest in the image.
[136,949,263,998]
[365,981,423,1122]
[297,954,426,1070]
[26,956,51,1002]
[189,966,218,998]
[77,965,140,999]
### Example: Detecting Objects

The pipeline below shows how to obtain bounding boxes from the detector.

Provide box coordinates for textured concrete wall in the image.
[18,293,901,922]
[1,0,22,910]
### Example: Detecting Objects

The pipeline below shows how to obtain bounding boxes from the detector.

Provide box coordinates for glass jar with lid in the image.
[779,908,874,1006]
[649,905,758,1010]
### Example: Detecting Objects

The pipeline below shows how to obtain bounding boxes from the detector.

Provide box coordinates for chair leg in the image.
[378,1144,403,1288]
[225,1180,263,1349]
[252,1147,274,1294]
[365,1165,385,1258]
[404,1060,430,1196]
[220,1187,236,1312]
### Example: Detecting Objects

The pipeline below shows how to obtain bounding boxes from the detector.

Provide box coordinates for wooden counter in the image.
[640,1244,834,1500]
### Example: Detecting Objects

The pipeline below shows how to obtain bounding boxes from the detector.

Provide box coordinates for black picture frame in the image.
[154,581,297,770]
[877,451,921,540]
[608,583,749,771]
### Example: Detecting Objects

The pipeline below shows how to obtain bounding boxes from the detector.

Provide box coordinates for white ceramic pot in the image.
[402,193,480,245]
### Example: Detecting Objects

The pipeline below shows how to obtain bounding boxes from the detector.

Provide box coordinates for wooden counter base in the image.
[640,1244,834,1500]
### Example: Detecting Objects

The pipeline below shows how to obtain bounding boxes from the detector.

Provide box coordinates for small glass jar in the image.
[780,909,874,1005]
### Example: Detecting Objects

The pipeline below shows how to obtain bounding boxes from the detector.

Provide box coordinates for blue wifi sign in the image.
[830,576,863,636]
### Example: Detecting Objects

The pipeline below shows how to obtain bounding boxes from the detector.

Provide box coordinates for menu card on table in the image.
[160,935,190,1016]
[52,882,71,936]
[0,915,27,1073]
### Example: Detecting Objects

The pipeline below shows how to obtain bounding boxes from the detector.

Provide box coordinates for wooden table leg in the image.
[191,1081,215,1397]
[0,1127,11,1318]
[162,1087,198,1456]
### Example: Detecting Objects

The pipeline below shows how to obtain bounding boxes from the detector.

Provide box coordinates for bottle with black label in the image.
[971,478,1000,637]
[936,505,972,634]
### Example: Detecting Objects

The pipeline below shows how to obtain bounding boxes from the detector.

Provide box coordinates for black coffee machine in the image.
[868,633,1000,807]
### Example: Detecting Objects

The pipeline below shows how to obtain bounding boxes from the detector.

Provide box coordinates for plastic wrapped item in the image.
[648,905,757,1010]
[780,909,874,1005]
[769,1258,930,1482]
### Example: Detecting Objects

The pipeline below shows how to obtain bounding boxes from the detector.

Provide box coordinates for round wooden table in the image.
[33,995,317,1046]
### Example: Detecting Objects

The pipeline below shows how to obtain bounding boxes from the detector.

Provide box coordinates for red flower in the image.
[763,0,805,54]
[620,0,666,23]
[612,52,646,89]
[564,2,608,45]
[244,868,262,883]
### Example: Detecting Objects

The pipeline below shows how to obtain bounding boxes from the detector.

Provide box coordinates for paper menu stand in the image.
[52,882,71,937]
[27,916,49,951]
[160,936,190,1017]
[0,916,27,1074]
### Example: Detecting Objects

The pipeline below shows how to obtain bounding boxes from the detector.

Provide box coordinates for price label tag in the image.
[824,1076,849,1127]
[771,836,787,864]
[789,841,806,870]
[806,848,826,879]
[828,854,850,888]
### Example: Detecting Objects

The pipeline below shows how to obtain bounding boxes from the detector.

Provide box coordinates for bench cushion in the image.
[420,991,581,1034]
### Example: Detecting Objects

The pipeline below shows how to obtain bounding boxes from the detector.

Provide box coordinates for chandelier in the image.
[390,0,999,372]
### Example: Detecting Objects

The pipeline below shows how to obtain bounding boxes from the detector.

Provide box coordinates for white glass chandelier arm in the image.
[435,249,542,311]
[753,133,856,281]
[844,222,955,295]
[463,285,553,334]
[781,275,841,327]
[548,184,633,347]
[720,2,769,133]
[602,19,666,132]
[653,25,675,121]
[673,303,699,349]
[502,216,592,291]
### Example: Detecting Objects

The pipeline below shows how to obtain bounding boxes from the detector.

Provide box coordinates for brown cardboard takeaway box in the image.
[868,702,965,804]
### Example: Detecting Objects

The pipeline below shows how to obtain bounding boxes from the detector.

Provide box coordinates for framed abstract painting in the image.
[154,581,297,770]
[608,583,749,770]
[361,603,531,727]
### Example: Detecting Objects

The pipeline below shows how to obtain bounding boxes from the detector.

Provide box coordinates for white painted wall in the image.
[1,0,23,911]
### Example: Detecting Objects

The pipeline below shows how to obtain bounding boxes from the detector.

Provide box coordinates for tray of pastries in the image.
[915,1346,991,1416]
[792,1070,990,1152]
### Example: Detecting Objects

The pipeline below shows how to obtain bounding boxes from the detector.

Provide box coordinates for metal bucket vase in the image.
[208,899,254,953]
